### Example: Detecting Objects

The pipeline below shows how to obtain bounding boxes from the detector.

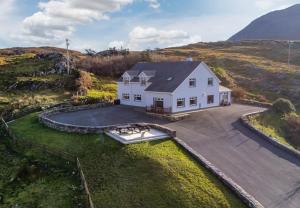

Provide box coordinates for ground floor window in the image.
[177,98,185,108]
[190,97,197,106]
[122,93,130,101]
[207,95,214,104]
[134,94,142,102]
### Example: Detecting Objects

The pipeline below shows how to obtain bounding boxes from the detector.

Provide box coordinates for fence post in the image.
[77,157,95,208]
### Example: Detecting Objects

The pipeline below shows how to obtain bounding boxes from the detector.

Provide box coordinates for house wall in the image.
[220,91,232,104]
[172,63,220,113]
[145,91,173,110]
[117,81,150,107]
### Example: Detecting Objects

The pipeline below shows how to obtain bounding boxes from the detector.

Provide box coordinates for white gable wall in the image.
[171,63,220,113]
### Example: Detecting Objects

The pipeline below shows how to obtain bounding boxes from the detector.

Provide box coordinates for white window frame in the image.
[189,78,196,87]
[189,97,197,106]
[122,93,130,101]
[123,77,130,85]
[134,94,142,102]
[208,78,214,86]
[140,77,147,86]
[177,98,185,108]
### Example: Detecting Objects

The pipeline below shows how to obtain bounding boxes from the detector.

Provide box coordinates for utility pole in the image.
[66,38,70,75]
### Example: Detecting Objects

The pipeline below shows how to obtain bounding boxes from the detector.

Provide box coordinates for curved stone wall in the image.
[39,103,114,134]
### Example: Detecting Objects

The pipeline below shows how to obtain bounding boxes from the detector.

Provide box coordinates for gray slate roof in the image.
[121,61,202,92]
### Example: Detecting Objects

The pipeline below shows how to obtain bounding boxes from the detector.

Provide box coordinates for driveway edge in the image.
[172,136,264,208]
[240,111,300,160]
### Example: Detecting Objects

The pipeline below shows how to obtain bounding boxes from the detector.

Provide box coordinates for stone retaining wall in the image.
[173,137,264,208]
[39,103,114,134]
[241,111,300,160]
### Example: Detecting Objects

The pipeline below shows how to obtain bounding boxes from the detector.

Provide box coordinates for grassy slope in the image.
[0,53,73,112]
[163,41,300,107]
[249,111,300,150]
[0,142,82,208]
[249,112,291,146]
[9,113,246,208]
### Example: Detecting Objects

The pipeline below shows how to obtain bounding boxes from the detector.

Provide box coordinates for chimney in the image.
[186,56,193,61]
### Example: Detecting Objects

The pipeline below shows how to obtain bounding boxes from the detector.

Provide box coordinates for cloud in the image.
[16,0,134,45]
[0,0,17,47]
[254,0,298,10]
[116,26,201,50]
[145,0,160,9]
[108,41,125,49]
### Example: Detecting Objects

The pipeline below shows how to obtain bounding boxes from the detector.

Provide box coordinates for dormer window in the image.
[140,77,147,86]
[124,77,130,85]
[189,78,196,87]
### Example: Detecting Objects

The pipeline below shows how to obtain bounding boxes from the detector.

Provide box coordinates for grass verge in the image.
[8,113,246,208]
[248,111,298,149]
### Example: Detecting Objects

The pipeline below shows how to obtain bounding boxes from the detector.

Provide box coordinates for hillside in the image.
[1,40,300,116]
[229,4,300,41]
[162,40,300,107]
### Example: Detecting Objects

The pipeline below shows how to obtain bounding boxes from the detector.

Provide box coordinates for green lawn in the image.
[9,113,246,208]
[0,141,83,208]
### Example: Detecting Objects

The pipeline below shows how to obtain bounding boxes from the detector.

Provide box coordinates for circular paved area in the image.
[48,105,168,127]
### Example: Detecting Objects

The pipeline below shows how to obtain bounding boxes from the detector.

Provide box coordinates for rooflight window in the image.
[167,77,173,81]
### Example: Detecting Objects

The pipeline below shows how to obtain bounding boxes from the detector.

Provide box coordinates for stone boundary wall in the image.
[240,111,300,160]
[173,137,264,208]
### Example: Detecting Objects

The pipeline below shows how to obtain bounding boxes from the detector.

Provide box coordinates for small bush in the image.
[284,114,300,149]
[75,71,92,90]
[272,98,296,114]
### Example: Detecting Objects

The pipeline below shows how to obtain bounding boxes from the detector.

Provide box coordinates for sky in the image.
[0,0,299,51]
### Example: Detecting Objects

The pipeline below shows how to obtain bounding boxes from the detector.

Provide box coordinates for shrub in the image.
[232,87,246,99]
[272,98,296,114]
[284,114,300,149]
[75,71,92,90]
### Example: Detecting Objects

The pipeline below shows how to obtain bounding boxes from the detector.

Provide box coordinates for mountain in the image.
[229,4,300,41]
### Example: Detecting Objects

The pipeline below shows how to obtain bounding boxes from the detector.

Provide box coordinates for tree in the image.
[85,49,97,56]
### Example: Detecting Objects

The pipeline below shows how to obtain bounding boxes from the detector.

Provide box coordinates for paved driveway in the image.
[49,104,300,208]
[165,104,300,208]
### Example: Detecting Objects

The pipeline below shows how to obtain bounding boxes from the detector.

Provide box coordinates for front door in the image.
[153,97,164,108]
[220,93,229,105]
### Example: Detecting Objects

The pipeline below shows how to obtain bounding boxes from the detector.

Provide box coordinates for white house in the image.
[117,61,231,114]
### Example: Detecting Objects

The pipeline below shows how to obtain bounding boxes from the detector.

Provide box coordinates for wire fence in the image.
[1,116,95,208]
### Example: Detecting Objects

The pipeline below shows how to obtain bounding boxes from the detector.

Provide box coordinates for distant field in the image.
[9,113,246,208]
